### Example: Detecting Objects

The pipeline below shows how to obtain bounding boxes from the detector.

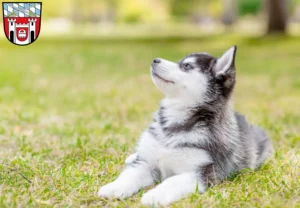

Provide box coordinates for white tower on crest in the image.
[8,19,16,43]
[28,18,37,43]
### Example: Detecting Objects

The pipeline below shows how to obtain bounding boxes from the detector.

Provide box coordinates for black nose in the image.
[153,58,161,64]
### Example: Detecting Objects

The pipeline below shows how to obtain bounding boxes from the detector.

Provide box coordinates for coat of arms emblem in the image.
[2,2,42,46]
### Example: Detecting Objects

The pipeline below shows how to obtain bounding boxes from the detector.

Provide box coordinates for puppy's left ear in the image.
[214,46,237,78]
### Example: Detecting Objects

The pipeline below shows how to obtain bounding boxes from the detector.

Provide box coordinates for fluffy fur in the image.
[98,46,273,206]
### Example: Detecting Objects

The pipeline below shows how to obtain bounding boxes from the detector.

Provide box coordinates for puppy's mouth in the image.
[152,71,175,84]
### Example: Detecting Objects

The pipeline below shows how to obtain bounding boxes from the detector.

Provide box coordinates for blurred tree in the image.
[41,0,72,19]
[266,0,288,34]
[221,0,237,25]
[105,0,117,23]
[238,0,261,15]
[170,0,195,20]
[291,0,300,21]
[208,1,222,19]
[71,0,117,23]
[170,0,206,22]
[72,0,82,23]
[117,0,168,24]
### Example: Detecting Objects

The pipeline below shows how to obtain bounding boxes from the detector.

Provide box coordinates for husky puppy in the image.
[98,46,273,206]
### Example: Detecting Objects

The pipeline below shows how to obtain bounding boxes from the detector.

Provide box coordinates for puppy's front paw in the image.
[98,180,138,199]
[97,182,117,198]
[141,188,172,207]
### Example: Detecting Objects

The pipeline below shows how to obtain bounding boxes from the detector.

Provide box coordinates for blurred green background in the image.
[0,0,299,207]
[1,0,300,37]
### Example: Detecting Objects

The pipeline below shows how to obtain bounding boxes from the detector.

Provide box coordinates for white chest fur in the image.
[137,131,212,180]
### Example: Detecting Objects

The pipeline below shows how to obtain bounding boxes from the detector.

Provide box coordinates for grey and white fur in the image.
[98,46,273,206]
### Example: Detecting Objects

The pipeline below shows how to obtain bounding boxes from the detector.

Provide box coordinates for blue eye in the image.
[184,63,193,70]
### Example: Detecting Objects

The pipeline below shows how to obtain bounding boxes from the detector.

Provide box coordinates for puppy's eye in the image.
[184,63,193,70]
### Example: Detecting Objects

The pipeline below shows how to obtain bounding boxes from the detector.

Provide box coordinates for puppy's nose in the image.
[153,58,161,64]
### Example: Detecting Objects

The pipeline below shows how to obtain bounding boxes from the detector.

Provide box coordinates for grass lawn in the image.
[0,35,299,207]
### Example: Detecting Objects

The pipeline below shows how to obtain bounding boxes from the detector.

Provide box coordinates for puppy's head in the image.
[150,46,237,105]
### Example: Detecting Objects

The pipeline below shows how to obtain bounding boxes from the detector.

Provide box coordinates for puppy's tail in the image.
[251,125,273,168]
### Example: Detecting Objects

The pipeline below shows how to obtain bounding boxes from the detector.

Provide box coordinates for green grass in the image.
[0,35,299,207]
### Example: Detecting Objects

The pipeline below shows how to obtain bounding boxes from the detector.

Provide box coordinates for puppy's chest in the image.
[138,131,211,180]
[156,148,209,179]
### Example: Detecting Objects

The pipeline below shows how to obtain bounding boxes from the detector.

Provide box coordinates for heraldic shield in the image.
[2,2,42,46]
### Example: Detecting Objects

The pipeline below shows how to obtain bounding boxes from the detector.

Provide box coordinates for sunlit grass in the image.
[0,36,299,207]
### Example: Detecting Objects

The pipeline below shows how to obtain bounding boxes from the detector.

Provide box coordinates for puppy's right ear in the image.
[214,46,237,78]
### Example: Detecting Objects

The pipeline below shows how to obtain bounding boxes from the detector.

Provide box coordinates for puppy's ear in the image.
[214,46,237,78]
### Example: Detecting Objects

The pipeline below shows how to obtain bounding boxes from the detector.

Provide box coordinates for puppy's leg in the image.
[141,172,205,206]
[124,153,138,164]
[98,160,154,199]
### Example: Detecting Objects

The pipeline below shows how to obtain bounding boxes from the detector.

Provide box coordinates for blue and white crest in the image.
[2,2,42,46]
